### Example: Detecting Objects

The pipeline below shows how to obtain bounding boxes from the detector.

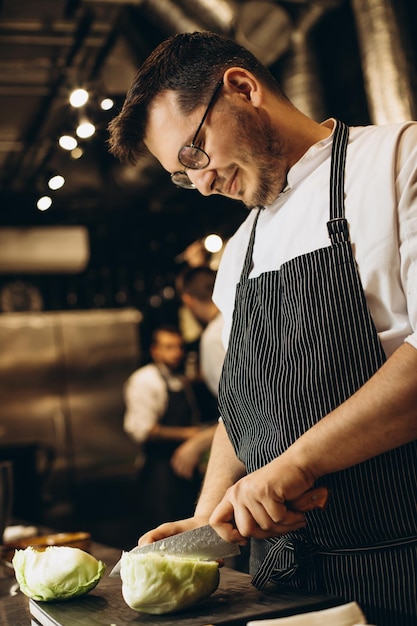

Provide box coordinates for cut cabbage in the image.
[12,546,106,601]
[120,551,220,614]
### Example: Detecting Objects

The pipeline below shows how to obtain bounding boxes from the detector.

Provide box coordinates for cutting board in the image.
[29,567,340,626]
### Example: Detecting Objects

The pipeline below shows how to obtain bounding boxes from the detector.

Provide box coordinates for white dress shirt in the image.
[123,363,185,443]
[213,120,417,359]
[200,312,225,397]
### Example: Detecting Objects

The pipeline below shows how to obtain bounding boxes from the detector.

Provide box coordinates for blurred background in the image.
[0,0,416,549]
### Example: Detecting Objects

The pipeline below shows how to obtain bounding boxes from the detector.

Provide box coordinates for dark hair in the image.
[151,324,182,345]
[108,31,285,165]
[179,266,216,302]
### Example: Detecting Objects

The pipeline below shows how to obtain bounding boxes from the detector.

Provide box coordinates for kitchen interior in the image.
[0,0,416,622]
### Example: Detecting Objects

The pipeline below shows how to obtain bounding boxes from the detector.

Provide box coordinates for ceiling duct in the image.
[177,0,237,34]
[178,0,293,67]
[134,0,202,35]
[350,0,416,123]
[279,1,341,122]
[138,0,292,67]
[234,2,292,67]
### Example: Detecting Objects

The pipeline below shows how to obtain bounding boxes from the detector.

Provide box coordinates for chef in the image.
[108,31,417,626]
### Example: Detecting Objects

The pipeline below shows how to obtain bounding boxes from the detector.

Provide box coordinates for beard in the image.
[229,105,287,209]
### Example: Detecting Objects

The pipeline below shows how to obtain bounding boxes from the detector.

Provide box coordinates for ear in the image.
[222,67,263,107]
[181,293,193,307]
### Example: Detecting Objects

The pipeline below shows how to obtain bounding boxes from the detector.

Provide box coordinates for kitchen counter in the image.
[0,541,341,626]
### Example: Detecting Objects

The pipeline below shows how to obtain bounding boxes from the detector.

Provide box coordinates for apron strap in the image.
[327,120,350,245]
[252,536,317,590]
[241,208,262,282]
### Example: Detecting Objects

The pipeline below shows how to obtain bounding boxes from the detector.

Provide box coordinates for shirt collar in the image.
[271,118,337,205]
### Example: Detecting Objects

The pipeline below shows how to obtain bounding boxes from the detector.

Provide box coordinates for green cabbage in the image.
[120,551,220,614]
[12,546,106,601]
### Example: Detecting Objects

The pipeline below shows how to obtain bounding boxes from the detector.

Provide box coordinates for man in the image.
[178,265,225,397]
[170,266,225,480]
[109,32,417,625]
[124,325,203,530]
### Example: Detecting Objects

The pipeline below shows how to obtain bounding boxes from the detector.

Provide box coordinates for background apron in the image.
[139,367,201,531]
[218,121,417,626]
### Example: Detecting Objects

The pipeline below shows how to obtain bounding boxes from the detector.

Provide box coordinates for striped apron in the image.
[218,121,417,626]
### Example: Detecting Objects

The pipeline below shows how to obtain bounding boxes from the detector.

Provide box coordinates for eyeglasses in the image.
[171,80,223,190]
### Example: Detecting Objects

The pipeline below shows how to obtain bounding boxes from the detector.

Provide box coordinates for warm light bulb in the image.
[204,233,223,253]
[69,88,89,107]
[71,147,83,159]
[48,175,65,190]
[100,98,114,111]
[59,135,78,150]
[37,196,52,211]
[76,121,95,138]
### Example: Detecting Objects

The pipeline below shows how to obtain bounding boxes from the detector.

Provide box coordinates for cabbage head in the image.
[120,551,220,614]
[12,546,106,601]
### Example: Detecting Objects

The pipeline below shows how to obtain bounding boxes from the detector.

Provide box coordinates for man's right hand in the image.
[137,515,209,547]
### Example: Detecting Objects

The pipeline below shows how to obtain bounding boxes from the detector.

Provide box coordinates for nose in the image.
[187,168,215,196]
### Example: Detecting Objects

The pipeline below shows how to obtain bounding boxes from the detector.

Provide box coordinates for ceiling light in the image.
[59,135,78,150]
[204,234,223,253]
[48,175,65,190]
[76,122,95,139]
[69,88,89,108]
[37,196,52,211]
[71,147,83,159]
[100,98,114,111]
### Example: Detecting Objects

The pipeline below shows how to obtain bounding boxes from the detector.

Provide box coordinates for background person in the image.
[178,265,225,398]
[109,32,417,625]
[170,266,225,480]
[123,324,204,531]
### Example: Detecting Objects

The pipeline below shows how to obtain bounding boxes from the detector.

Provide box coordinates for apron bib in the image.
[141,367,201,528]
[218,121,417,626]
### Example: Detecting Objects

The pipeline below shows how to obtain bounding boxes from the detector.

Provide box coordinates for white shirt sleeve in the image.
[123,364,168,443]
[397,124,417,351]
[200,313,226,397]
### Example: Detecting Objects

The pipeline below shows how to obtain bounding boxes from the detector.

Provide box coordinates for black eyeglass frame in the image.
[171,80,223,189]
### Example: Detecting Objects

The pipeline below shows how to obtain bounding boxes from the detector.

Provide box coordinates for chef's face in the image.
[151,331,184,370]
[144,82,288,208]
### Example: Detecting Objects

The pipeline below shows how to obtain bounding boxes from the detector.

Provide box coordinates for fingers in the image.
[170,454,195,479]
[138,520,188,547]
[170,446,199,479]
[210,483,307,542]
[138,517,207,547]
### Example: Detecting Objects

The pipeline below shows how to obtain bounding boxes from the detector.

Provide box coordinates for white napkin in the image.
[3,525,38,543]
[247,601,368,625]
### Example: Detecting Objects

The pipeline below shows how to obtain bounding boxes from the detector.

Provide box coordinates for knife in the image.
[109,486,329,577]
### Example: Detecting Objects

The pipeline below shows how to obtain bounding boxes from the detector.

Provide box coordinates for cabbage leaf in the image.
[13,546,106,601]
[121,551,220,614]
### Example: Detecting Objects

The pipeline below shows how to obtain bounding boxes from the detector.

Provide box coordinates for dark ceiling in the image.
[0,0,416,320]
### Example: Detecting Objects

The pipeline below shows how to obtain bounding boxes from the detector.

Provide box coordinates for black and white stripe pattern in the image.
[218,121,417,625]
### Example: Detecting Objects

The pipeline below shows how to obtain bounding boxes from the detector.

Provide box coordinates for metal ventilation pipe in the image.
[177,0,237,34]
[139,0,293,67]
[350,0,416,123]
[138,0,202,35]
[280,1,341,122]
[177,0,293,67]
[234,1,292,67]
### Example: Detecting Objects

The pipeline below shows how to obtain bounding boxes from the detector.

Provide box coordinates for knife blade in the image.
[109,486,329,577]
[109,524,240,577]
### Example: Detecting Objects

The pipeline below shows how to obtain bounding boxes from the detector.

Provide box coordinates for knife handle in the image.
[287,486,330,512]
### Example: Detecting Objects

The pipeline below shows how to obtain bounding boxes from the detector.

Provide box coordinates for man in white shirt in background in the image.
[124,325,204,531]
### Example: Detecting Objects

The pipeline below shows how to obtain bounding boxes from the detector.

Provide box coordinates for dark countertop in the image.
[1,540,341,626]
